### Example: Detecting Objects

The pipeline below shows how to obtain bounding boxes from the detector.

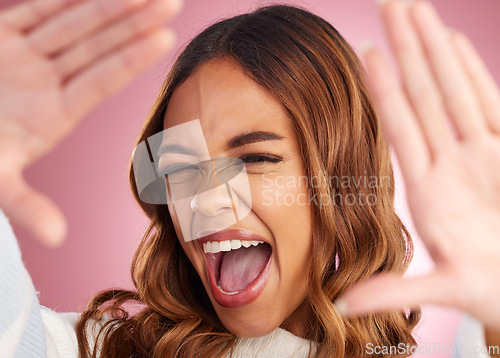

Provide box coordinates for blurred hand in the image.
[338,0,500,332]
[0,0,182,247]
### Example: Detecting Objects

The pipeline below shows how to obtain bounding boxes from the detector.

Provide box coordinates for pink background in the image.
[1,0,499,356]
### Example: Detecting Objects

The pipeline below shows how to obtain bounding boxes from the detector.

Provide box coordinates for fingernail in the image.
[156,28,176,47]
[377,0,415,7]
[171,0,185,14]
[43,219,68,249]
[358,40,375,54]
[334,298,350,316]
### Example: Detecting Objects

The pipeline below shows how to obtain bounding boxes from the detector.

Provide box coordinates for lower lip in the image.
[204,250,273,308]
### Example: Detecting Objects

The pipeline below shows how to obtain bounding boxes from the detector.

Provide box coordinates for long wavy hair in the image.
[76,5,420,357]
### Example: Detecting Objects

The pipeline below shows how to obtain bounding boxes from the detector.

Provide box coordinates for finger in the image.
[362,45,430,184]
[0,174,67,248]
[451,32,500,135]
[26,0,151,56]
[0,0,85,32]
[335,272,454,316]
[410,1,487,139]
[53,0,181,79]
[381,0,454,152]
[64,28,175,121]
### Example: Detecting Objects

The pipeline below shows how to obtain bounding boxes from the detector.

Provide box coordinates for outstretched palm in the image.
[341,0,500,333]
[0,0,181,246]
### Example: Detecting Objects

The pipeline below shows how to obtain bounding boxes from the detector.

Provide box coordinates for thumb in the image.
[335,272,452,316]
[0,173,67,248]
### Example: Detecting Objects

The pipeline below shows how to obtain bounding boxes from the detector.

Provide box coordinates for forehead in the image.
[163,58,293,143]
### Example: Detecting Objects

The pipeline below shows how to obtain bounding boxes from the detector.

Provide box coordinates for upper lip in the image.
[195,228,270,249]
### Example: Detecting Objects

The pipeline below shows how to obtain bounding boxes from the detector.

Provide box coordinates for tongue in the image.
[219,244,271,293]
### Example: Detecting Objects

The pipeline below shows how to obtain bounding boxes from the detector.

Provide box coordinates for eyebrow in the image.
[156,131,284,157]
[226,131,284,150]
[156,144,197,157]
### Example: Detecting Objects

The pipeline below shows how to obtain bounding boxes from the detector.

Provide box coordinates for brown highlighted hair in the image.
[76,5,420,357]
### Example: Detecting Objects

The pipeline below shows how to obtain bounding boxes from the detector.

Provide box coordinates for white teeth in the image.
[217,282,241,295]
[203,239,266,254]
[219,240,232,252]
[204,241,212,253]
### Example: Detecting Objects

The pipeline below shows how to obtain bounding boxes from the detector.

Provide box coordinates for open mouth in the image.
[200,232,273,308]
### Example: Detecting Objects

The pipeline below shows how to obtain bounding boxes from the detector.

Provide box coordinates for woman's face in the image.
[163,58,313,338]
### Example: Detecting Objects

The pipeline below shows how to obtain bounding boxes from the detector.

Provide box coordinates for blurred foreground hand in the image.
[0,0,182,247]
[338,0,500,333]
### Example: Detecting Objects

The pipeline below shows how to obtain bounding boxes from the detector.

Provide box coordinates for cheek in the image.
[167,203,180,232]
[167,203,204,271]
[251,174,313,274]
[251,173,312,229]
[167,200,193,243]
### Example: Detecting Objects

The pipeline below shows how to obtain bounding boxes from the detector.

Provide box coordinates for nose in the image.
[190,183,236,217]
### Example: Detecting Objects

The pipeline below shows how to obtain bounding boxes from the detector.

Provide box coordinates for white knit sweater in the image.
[0,208,491,357]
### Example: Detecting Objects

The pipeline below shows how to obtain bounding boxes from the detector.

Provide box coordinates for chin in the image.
[220,317,280,338]
[211,292,287,339]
